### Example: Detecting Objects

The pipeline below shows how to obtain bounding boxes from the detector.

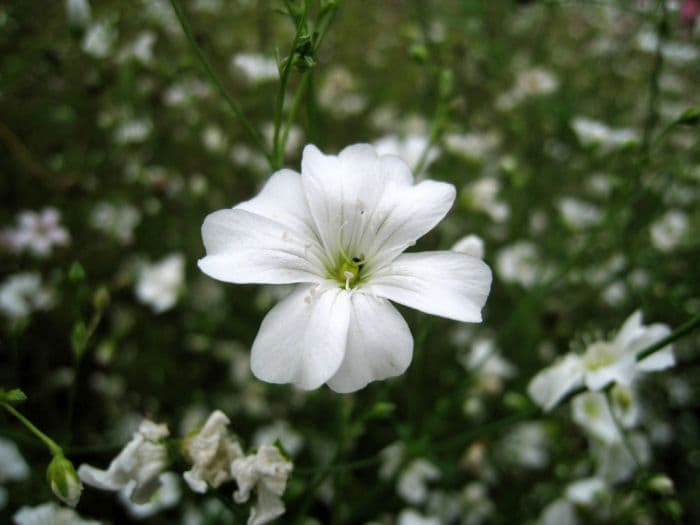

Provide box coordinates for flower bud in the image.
[47,453,83,507]
[648,474,675,496]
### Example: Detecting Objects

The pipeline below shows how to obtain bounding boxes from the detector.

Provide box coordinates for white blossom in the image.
[536,499,578,525]
[135,253,185,313]
[451,234,485,259]
[1,208,70,257]
[0,438,30,483]
[0,273,53,321]
[82,20,117,58]
[90,202,142,245]
[528,311,674,411]
[397,459,440,505]
[496,241,542,287]
[231,445,293,525]
[558,197,602,230]
[65,0,91,27]
[571,116,638,150]
[565,477,606,506]
[78,420,170,504]
[398,509,441,525]
[198,144,491,392]
[373,135,438,174]
[650,209,689,252]
[231,53,278,83]
[183,410,243,493]
[13,502,101,525]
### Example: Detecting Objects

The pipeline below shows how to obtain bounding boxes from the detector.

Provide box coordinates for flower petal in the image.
[326,293,413,393]
[367,251,492,322]
[527,353,584,411]
[250,285,351,390]
[198,209,324,285]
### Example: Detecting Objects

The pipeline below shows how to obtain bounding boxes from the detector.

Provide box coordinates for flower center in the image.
[331,255,364,290]
[583,342,616,371]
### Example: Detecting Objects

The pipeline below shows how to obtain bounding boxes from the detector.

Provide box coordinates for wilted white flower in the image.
[451,234,485,259]
[82,20,117,58]
[13,502,101,525]
[78,419,170,503]
[2,208,70,256]
[198,144,491,392]
[528,311,674,411]
[0,273,53,321]
[183,410,243,493]
[118,472,181,519]
[90,202,142,245]
[571,117,638,150]
[231,445,293,525]
[373,134,438,174]
[231,53,278,83]
[397,459,440,505]
[135,253,185,313]
[397,509,441,525]
[0,438,29,483]
[650,209,689,252]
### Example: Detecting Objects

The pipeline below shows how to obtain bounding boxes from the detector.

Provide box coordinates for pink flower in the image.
[680,0,700,25]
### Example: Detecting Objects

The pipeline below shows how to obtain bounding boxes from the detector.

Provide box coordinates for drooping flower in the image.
[78,419,170,504]
[135,253,185,313]
[528,311,674,411]
[198,144,492,392]
[182,410,243,493]
[231,445,293,525]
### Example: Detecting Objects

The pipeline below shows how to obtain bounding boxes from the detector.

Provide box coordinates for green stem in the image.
[279,73,311,160]
[1,402,62,456]
[169,0,272,166]
[605,391,642,469]
[637,312,700,361]
[641,0,668,157]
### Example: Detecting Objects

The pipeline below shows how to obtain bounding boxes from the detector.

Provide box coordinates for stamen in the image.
[344,271,354,290]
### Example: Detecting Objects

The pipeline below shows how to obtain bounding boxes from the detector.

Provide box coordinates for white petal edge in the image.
[326,293,414,393]
[198,208,324,285]
[368,251,492,323]
[527,353,584,411]
[250,285,351,390]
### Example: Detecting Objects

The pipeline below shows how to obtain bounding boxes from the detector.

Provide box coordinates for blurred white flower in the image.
[496,241,541,287]
[183,410,243,493]
[318,66,367,118]
[231,53,278,83]
[571,391,620,444]
[565,477,606,507]
[497,68,558,110]
[117,31,156,65]
[379,442,406,480]
[397,459,440,504]
[451,234,485,259]
[650,209,689,252]
[0,273,53,321]
[397,509,441,525]
[119,472,181,519]
[536,499,578,525]
[373,134,438,174]
[202,125,227,153]
[252,421,304,457]
[135,253,185,313]
[558,197,602,230]
[528,311,674,411]
[464,178,509,222]
[571,117,638,150]
[13,502,101,525]
[499,422,549,469]
[636,31,699,64]
[461,482,494,525]
[592,432,650,483]
[459,338,515,394]
[198,144,491,392]
[444,131,500,162]
[0,437,30,483]
[82,20,117,58]
[78,419,170,504]
[231,445,293,525]
[65,0,91,27]
[114,118,153,144]
[90,202,142,245]
[2,208,70,256]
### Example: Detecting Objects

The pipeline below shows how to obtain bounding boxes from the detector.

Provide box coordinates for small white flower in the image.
[397,459,440,505]
[231,53,278,83]
[90,202,142,245]
[497,68,558,110]
[252,421,304,457]
[451,234,485,259]
[558,197,602,230]
[0,273,53,321]
[499,422,549,469]
[198,144,491,392]
[0,438,29,483]
[82,20,117,59]
[117,31,157,65]
[78,419,170,504]
[13,502,101,525]
[565,477,606,507]
[496,241,542,287]
[398,509,441,525]
[318,66,367,118]
[65,0,91,27]
[183,410,243,493]
[373,134,438,174]
[650,209,689,252]
[571,391,620,444]
[135,253,185,313]
[592,432,650,483]
[571,117,638,150]
[464,178,509,222]
[536,499,578,525]
[528,311,674,411]
[2,208,70,257]
[231,445,293,525]
[444,131,500,162]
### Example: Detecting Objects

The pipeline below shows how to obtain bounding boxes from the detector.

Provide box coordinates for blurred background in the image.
[1,0,699,523]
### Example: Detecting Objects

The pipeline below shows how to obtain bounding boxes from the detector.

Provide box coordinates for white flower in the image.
[373,135,438,174]
[558,197,602,230]
[571,117,638,150]
[536,499,578,525]
[198,144,492,392]
[571,392,620,444]
[565,477,606,507]
[528,311,674,410]
[13,502,101,525]
[82,20,117,58]
[65,0,91,27]
[499,422,549,469]
[444,131,500,162]
[0,437,30,483]
[135,253,185,313]
[650,209,689,252]
[231,53,278,83]
[592,432,650,483]
[397,459,440,505]
[397,509,441,525]
[117,31,157,65]
[0,273,53,321]
[118,472,181,519]
[1,208,70,257]
[231,445,293,525]
[464,178,509,222]
[451,234,485,259]
[497,68,558,110]
[496,241,542,287]
[78,420,170,504]
[183,410,243,493]
[318,66,367,118]
[90,202,142,245]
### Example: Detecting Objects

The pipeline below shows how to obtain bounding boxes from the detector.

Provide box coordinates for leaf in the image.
[1,388,28,405]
